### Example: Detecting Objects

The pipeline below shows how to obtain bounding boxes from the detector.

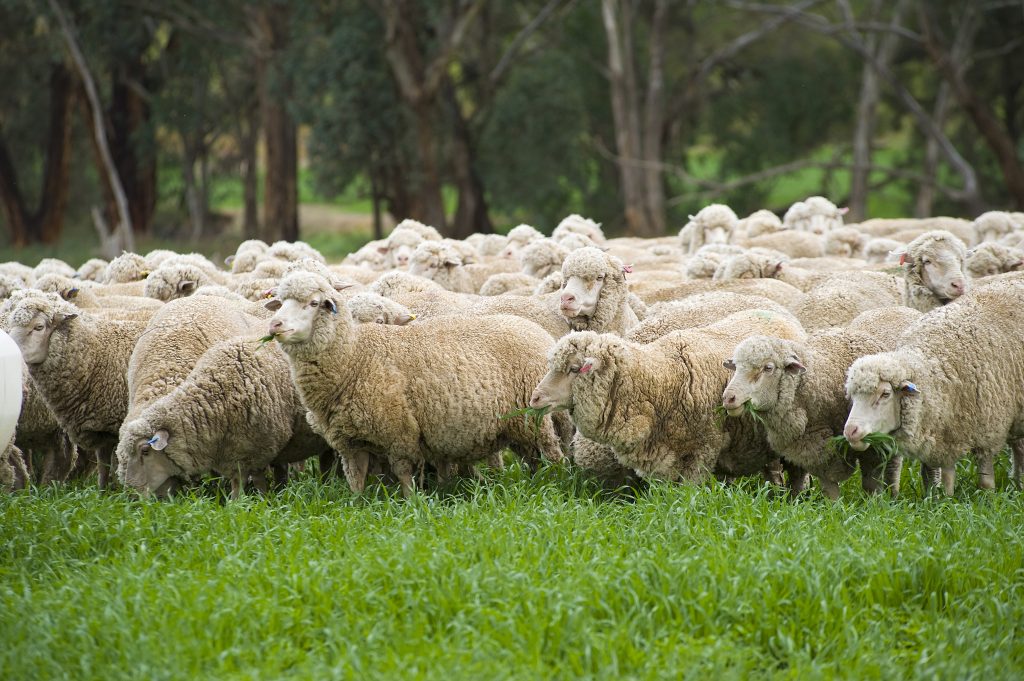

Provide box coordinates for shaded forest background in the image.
[1,0,1022,261]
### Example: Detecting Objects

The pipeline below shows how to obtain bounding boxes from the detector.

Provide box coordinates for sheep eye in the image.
[596,274,606,281]
[375,318,385,324]
[880,390,892,399]
[922,259,931,266]
[763,365,775,374]
[33,324,44,331]
[569,367,580,374]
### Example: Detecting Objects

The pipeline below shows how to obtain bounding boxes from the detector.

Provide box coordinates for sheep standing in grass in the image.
[679,204,738,254]
[3,292,146,489]
[892,230,968,312]
[530,310,805,482]
[843,280,1024,495]
[721,330,892,498]
[557,247,638,335]
[117,339,329,498]
[267,271,563,496]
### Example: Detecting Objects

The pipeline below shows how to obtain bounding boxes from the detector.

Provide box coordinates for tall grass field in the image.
[1,458,1022,680]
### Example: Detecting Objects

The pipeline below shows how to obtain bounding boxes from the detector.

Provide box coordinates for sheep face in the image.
[704,225,729,246]
[916,252,967,301]
[559,272,604,319]
[530,358,599,411]
[121,428,186,498]
[408,244,460,281]
[842,379,916,451]
[266,293,339,344]
[7,309,76,365]
[721,339,805,416]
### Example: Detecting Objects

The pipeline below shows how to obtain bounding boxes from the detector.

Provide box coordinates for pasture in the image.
[2,458,1022,680]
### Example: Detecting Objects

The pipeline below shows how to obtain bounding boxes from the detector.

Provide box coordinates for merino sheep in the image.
[743,230,825,259]
[33,258,76,281]
[226,239,270,274]
[824,227,867,258]
[3,292,147,489]
[389,289,568,339]
[973,211,1021,244]
[392,218,444,242]
[379,228,424,269]
[633,276,805,308]
[267,240,326,265]
[783,196,846,235]
[685,244,745,279]
[144,262,228,302]
[103,252,150,283]
[679,204,739,254]
[34,274,163,315]
[787,274,900,332]
[117,339,329,498]
[408,241,518,294]
[892,230,968,312]
[738,209,784,240]
[530,309,805,482]
[843,279,1024,495]
[557,247,638,335]
[552,214,605,246]
[469,233,507,258]
[76,258,109,282]
[965,242,1024,279]
[846,306,922,341]
[479,272,539,297]
[499,224,544,259]
[0,274,26,300]
[863,237,905,264]
[722,329,892,499]
[519,239,569,279]
[266,271,563,496]
[370,271,446,297]
[345,292,416,325]
[626,292,789,344]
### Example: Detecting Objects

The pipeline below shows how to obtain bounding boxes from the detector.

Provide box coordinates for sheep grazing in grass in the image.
[556,247,638,335]
[843,279,1024,495]
[891,230,968,312]
[530,309,805,482]
[117,339,329,499]
[3,291,147,489]
[784,196,847,235]
[722,329,892,499]
[266,271,563,496]
[965,242,1024,279]
[679,204,739,254]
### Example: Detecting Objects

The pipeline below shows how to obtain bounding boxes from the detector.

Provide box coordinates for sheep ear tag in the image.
[622,264,634,275]
[149,430,169,451]
[322,299,338,314]
[898,254,906,266]
[899,381,919,395]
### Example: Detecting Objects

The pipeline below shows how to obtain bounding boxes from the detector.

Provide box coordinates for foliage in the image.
[1,456,1023,679]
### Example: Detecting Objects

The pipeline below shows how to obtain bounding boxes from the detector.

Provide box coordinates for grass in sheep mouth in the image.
[499,405,552,435]
[713,401,767,430]
[828,432,901,462]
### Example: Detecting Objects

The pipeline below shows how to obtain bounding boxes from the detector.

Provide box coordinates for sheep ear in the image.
[444,256,462,268]
[321,299,338,314]
[898,381,920,395]
[178,280,197,294]
[332,281,355,292]
[838,206,850,215]
[376,246,390,254]
[264,299,282,311]
[889,247,910,265]
[784,357,806,375]
[66,287,79,299]
[224,255,236,266]
[54,312,78,327]
[395,313,416,326]
[723,359,736,371]
[578,357,600,374]
[148,429,169,451]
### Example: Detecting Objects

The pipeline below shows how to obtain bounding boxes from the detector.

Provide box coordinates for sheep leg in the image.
[819,478,841,501]
[249,470,270,495]
[784,460,810,497]
[96,447,113,490]
[921,464,941,492]
[1012,440,1024,488]
[487,452,505,471]
[391,459,416,498]
[763,457,786,487]
[941,467,956,496]
[340,450,370,494]
[271,463,289,491]
[976,455,996,491]
[229,474,243,500]
[883,455,903,497]
[318,450,338,483]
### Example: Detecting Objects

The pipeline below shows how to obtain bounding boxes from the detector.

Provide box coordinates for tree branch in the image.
[489,0,566,86]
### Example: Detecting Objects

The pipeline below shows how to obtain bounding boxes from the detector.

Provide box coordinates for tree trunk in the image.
[850,0,907,222]
[408,100,447,229]
[256,3,299,242]
[107,56,157,235]
[640,0,668,235]
[915,81,953,217]
[920,4,1024,209]
[241,106,260,239]
[369,168,384,241]
[0,63,74,246]
[446,78,492,238]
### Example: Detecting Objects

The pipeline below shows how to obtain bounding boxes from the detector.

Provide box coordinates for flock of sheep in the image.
[1,197,1023,500]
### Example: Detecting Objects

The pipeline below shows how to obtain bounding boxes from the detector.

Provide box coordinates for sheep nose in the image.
[560,293,576,307]
[723,392,737,407]
[950,279,965,294]
[844,423,862,441]
[269,319,283,333]
[529,391,544,408]
[396,256,408,265]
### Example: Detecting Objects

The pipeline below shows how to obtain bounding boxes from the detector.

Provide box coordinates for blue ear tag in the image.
[904,382,918,393]
[147,435,159,445]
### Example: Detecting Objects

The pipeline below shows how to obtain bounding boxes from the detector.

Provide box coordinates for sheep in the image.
[743,230,825,259]
[519,239,569,279]
[408,241,518,294]
[679,204,739,254]
[76,258,109,282]
[345,292,416,325]
[721,329,892,499]
[392,218,444,242]
[0,443,29,492]
[379,229,424,269]
[974,210,1022,243]
[787,275,900,332]
[556,247,638,335]
[892,230,968,312]
[3,292,147,489]
[863,237,904,264]
[469,233,507,257]
[479,272,539,296]
[144,249,178,269]
[783,196,846,235]
[857,217,976,246]
[443,238,479,265]
[499,224,544,259]
[226,239,270,274]
[389,289,568,339]
[370,271,446,297]
[713,250,787,282]
[554,232,602,251]
[529,309,805,482]
[0,262,35,285]
[965,242,1024,279]
[552,214,605,246]
[267,240,326,264]
[33,258,77,281]
[117,339,330,498]
[34,274,163,314]
[843,279,1024,495]
[535,272,565,296]
[846,306,922,341]
[626,292,789,344]
[824,227,867,258]
[266,271,564,496]
[144,262,229,302]
[633,277,805,307]
[0,274,26,300]
[103,252,149,283]
[738,209,784,239]
[685,244,745,279]
[16,372,77,485]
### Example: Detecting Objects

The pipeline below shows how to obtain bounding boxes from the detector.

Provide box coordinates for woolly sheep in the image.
[3,292,147,489]
[226,239,270,274]
[33,274,163,317]
[479,272,539,297]
[144,249,178,269]
[345,292,416,325]
[266,240,326,264]
[846,306,923,341]
[744,230,825,259]
[0,262,35,285]
[863,237,904,264]
[380,229,424,269]
[626,292,788,344]
[856,217,976,246]
[499,224,544,258]
[144,262,229,302]
[469,233,507,258]
[389,289,569,339]
[824,227,867,258]
[722,329,892,499]
[787,275,900,332]
[443,238,479,265]
[557,247,638,335]
[632,277,805,307]
[266,271,563,496]
[783,196,846,235]
[408,241,518,294]
[76,258,109,282]
[519,239,569,279]
[685,244,745,279]
[965,242,1024,279]
[370,271,446,297]
[117,339,330,498]
[713,250,787,282]
[843,279,1024,495]
[555,232,602,251]
[529,309,805,482]
[738,209,784,240]
[892,230,968,312]
[679,204,739,254]
[33,258,76,281]
[392,218,444,242]
[552,214,605,246]
[0,274,26,300]
[104,252,149,283]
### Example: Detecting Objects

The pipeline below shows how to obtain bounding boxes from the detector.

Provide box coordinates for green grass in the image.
[2,458,1022,680]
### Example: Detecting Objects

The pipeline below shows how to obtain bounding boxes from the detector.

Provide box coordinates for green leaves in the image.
[499,405,552,436]
[827,432,901,463]
[714,401,767,430]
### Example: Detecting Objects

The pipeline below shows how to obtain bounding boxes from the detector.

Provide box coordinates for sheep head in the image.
[266,272,347,349]
[843,352,923,451]
[721,336,806,416]
[3,292,78,365]
[558,247,627,327]
[118,420,186,498]
[530,331,606,411]
[408,242,461,280]
[894,230,968,302]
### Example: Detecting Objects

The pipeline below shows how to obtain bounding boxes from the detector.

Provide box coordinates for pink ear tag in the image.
[622,264,634,274]
[898,254,906,266]
[579,363,592,374]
